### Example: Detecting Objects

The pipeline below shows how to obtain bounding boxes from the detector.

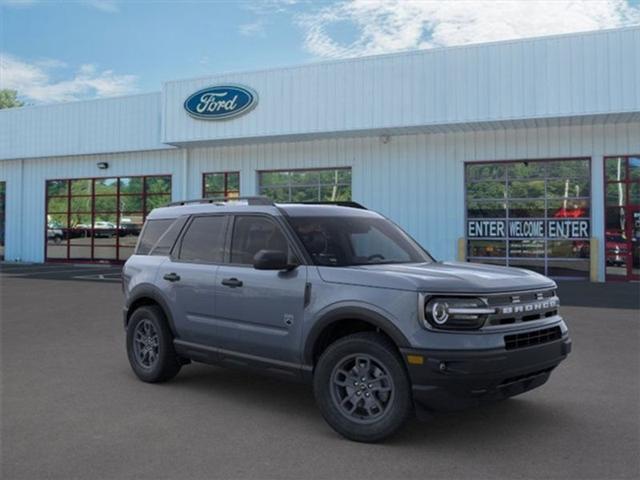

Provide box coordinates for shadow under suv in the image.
[122,197,571,442]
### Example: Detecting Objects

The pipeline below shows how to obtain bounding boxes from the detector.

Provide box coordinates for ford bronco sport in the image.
[122,197,571,442]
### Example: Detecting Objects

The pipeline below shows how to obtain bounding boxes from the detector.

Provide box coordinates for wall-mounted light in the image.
[97,162,109,170]
[380,134,391,144]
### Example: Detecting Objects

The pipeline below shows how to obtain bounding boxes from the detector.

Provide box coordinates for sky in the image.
[1,0,640,105]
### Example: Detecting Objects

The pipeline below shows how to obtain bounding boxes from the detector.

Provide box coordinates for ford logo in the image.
[184,85,258,120]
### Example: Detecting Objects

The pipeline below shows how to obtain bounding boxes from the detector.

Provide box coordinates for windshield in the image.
[288,215,433,267]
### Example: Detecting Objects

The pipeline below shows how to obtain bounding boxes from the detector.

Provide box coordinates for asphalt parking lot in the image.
[1,264,639,479]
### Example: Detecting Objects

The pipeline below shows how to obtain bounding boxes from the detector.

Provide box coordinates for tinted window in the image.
[150,216,187,256]
[230,216,292,265]
[288,215,431,267]
[179,216,227,263]
[137,219,174,255]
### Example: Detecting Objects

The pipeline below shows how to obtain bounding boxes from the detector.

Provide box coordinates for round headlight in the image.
[430,301,449,325]
[424,297,492,330]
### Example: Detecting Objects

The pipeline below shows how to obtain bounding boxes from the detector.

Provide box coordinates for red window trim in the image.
[44,174,171,264]
[603,155,640,281]
[202,171,240,198]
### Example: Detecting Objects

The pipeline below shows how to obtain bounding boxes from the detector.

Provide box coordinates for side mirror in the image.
[253,249,296,271]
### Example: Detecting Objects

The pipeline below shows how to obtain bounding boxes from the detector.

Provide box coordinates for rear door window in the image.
[178,215,228,263]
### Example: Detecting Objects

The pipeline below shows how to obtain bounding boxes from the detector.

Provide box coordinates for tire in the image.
[313,332,413,443]
[126,305,181,383]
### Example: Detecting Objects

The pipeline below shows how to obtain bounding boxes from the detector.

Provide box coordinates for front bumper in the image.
[400,333,571,411]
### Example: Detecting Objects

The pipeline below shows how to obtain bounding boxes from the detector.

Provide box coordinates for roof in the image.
[146,201,379,220]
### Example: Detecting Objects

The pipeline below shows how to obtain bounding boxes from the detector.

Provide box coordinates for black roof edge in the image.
[280,201,367,210]
[166,196,274,207]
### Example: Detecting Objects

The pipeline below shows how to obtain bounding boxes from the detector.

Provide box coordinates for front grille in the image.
[504,326,562,350]
[485,288,559,327]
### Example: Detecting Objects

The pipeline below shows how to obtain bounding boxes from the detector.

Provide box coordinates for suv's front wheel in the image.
[126,305,182,383]
[313,332,413,442]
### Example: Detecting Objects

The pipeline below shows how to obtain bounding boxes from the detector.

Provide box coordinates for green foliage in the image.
[0,90,24,109]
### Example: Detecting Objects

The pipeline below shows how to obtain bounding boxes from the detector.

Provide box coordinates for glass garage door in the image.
[604,156,640,281]
[0,181,5,260]
[46,176,171,263]
[465,159,591,279]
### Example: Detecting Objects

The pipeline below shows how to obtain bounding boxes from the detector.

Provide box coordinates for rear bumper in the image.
[400,334,571,411]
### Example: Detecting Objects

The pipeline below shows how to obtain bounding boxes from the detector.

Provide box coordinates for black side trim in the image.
[174,339,312,382]
[304,282,312,307]
[303,306,410,365]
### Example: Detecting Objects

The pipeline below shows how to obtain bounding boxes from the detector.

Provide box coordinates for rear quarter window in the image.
[136,218,175,255]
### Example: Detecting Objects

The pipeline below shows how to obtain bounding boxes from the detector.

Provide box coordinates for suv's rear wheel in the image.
[313,332,413,442]
[126,305,181,383]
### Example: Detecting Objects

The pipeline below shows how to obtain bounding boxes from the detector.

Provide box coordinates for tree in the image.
[0,90,24,109]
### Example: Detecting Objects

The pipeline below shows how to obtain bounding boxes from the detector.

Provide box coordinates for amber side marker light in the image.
[407,355,424,365]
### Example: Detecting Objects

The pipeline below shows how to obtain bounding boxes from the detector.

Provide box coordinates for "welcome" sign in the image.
[467,219,590,239]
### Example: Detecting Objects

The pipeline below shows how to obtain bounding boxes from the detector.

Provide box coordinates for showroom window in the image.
[604,156,639,280]
[46,175,171,262]
[0,181,5,260]
[203,171,240,198]
[465,159,591,278]
[258,168,352,202]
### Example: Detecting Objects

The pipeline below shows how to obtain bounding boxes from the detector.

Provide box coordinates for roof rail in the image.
[290,201,367,210]
[167,196,274,207]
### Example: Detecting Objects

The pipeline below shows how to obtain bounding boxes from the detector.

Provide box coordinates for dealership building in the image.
[0,27,638,281]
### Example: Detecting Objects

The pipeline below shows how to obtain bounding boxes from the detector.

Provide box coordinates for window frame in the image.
[44,174,172,263]
[257,167,352,202]
[603,154,640,281]
[202,171,240,199]
[464,157,592,279]
[0,181,5,260]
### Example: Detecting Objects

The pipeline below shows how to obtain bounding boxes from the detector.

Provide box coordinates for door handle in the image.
[221,277,243,288]
[163,272,181,282]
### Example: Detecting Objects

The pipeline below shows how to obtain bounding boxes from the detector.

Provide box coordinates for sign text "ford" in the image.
[184,85,258,120]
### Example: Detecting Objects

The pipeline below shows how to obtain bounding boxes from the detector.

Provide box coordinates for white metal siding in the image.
[1,149,184,262]
[4,121,636,283]
[163,28,640,145]
[0,93,170,161]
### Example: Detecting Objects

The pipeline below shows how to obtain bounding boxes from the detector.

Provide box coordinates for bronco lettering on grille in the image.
[501,298,557,315]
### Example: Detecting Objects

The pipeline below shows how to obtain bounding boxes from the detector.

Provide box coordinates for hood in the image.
[316,261,555,294]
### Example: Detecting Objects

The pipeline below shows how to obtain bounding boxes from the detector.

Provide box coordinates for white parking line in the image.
[72,273,121,281]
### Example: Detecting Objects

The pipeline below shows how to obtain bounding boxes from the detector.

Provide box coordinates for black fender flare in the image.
[303,305,411,365]
[125,284,178,337]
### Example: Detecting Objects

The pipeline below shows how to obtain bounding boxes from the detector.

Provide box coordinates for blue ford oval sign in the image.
[184,85,258,120]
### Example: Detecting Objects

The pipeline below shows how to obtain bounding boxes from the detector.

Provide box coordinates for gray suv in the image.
[122,197,571,442]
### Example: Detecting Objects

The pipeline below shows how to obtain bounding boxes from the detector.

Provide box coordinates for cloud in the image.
[298,0,640,58]
[0,52,138,103]
[82,0,119,13]
[239,20,266,36]
[245,0,300,15]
